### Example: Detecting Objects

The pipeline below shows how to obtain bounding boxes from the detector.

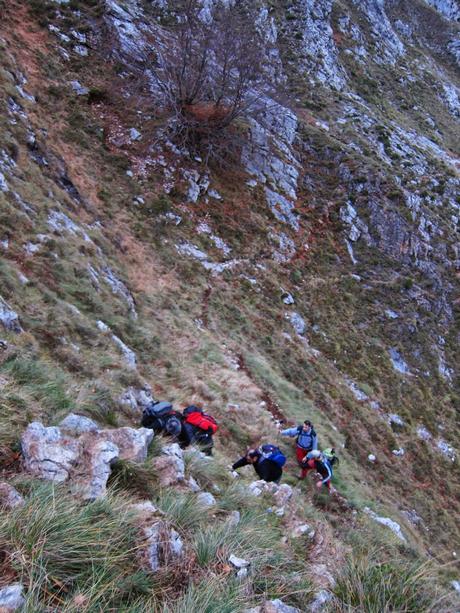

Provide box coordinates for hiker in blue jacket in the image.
[280,420,318,476]
[232,445,285,483]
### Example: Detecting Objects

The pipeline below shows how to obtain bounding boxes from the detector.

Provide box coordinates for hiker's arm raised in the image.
[280,427,297,437]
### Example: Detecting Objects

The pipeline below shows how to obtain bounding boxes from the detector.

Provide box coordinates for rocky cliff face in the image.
[0,0,459,610]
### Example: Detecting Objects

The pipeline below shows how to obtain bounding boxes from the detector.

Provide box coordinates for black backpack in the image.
[142,401,182,436]
[144,401,173,418]
[183,405,202,417]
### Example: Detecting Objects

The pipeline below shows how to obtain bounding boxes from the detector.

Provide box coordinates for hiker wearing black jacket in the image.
[180,421,214,455]
[232,449,282,483]
[300,450,334,492]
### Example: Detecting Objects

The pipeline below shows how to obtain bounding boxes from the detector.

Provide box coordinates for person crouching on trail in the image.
[280,420,318,474]
[300,450,333,491]
[232,445,285,484]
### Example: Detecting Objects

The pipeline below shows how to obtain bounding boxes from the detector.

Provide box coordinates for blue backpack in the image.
[259,444,286,468]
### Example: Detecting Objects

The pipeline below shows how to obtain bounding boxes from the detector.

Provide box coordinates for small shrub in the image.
[87,87,109,104]
[403,278,413,290]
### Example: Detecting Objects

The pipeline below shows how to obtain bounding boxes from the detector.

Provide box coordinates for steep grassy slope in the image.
[0,0,459,610]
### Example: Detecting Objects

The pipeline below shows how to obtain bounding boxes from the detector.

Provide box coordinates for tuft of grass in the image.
[78,384,119,427]
[217,482,260,512]
[156,491,208,532]
[193,509,280,570]
[330,551,445,613]
[165,578,243,613]
[1,355,74,414]
[0,484,155,611]
[184,449,231,491]
[108,459,159,498]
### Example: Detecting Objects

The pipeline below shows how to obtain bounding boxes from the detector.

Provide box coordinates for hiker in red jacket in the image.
[180,405,218,456]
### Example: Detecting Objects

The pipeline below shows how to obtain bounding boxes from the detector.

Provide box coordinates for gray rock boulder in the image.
[364,507,406,542]
[0,482,25,509]
[273,484,293,507]
[142,521,184,571]
[187,475,201,492]
[282,292,295,305]
[118,385,154,412]
[309,590,333,612]
[291,523,315,539]
[0,297,22,333]
[59,413,100,436]
[197,491,216,507]
[425,0,460,21]
[227,510,241,527]
[21,422,80,482]
[71,435,119,500]
[129,127,142,141]
[267,601,301,613]
[70,80,89,95]
[247,480,293,510]
[0,584,25,612]
[287,312,306,336]
[229,553,250,569]
[103,427,154,463]
[97,320,137,369]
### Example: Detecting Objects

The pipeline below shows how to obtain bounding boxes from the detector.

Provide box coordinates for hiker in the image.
[299,449,334,492]
[232,444,286,483]
[280,420,318,474]
[142,402,218,456]
[180,405,218,456]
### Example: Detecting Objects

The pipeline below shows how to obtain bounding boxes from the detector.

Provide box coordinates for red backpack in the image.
[183,406,218,434]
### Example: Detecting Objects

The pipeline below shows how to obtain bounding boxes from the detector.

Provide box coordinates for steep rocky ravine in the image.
[0,0,459,611]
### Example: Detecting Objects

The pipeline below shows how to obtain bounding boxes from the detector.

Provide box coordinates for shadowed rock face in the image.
[21,419,154,500]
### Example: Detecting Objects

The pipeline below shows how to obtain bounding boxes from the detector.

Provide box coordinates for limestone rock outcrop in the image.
[21,418,154,500]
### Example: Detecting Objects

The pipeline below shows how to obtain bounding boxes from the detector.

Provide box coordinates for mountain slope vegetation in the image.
[0,0,459,610]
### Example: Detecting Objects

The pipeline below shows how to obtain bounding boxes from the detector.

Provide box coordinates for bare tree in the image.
[143,0,276,164]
